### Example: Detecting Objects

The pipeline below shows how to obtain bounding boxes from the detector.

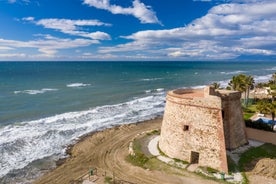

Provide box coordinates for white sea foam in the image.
[220,70,247,75]
[207,79,230,88]
[191,85,206,89]
[14,88,58,95]
[140,78,163,81]
[0,93,165,178]
[66,83,91,88]
[265,66,276,71]
[155,88,164,92]
[217,79,230,88]
[144,88,164,93]
[253,74,273,83]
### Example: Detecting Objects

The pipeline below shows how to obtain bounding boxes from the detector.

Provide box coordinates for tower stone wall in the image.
[159,87,248,173]
[219,90,248,150]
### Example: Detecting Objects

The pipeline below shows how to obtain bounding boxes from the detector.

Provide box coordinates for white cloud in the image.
[25,18,112,40]
[83,0,161,24]
[8,0,30,4]
[0,46,14,51]
[193,0,263,2]
[8,0,16,3]
[0,53,27,58]
[22,17,35,21]
[0,35,98,56]
[86,31,111,40]
[99,0,276,60]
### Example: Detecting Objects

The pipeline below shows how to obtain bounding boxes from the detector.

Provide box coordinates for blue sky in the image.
[0,0,275,61]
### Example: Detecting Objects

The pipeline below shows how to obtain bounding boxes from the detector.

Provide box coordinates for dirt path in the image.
[34,118,220,184]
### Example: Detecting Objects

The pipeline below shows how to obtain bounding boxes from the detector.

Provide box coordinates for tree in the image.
[257,100,276,130]
[245,75,255,106]
[228,74,246,92]
[228,74,254,106]
[272,72,276,85]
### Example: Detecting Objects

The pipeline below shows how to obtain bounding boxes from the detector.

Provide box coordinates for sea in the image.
[0,61,276,183]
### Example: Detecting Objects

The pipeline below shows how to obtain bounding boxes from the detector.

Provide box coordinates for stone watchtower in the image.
[159,86,248,173]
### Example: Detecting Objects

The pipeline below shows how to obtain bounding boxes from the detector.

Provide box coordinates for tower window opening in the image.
[183,125,189,131]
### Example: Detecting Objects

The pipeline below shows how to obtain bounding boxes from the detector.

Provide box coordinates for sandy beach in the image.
[33,117,221,184]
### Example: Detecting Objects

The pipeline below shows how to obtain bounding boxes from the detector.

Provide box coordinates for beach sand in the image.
[33,117,220,184]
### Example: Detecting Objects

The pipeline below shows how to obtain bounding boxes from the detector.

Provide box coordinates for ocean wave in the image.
[220,70,247,75]
[253,74,273,83]
[145,90,151,93]
[0,93,165,178]
[66,83,91,88]
[265,66,276,71]
[144,88,165,94]
[140,78,163,81]
[216,80,230,88]
[191,85,206,89]
[14,88,58,95]
[156,88,164,92]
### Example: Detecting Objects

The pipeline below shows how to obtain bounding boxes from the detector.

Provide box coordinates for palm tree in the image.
[228,74,246,92]
[245,75,254,106]
[211,82,220,89]
[272,72,276,85]
[228,74,254,106]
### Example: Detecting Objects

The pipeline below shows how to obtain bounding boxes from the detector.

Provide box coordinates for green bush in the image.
[245,119,273,132]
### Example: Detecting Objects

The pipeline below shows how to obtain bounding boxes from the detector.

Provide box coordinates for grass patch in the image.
[173,158,189,165]
[146,129,160,136]
[206,167,219,173]
[127,153,149,168]
[238,143,276,171]
[227,156,237,174]
[199,166,219,174]
[145,157,172,172]
[241,172,249,184]
[157,143,167,157]
[243,105,257,113]
[126,139,149,168]
[243,113,254,120]
[104,176,112,184]
[195,170,229,184]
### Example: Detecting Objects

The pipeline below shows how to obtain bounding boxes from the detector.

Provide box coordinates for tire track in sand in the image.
[34,118,220,184]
